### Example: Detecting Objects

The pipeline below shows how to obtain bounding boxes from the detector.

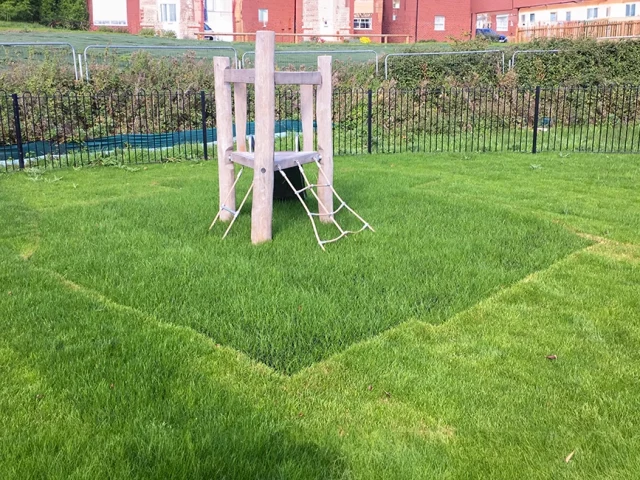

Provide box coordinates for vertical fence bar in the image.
[531,86,541,154]
[11,93,25,169]
[200,90,208,160]
[367,89,372,154]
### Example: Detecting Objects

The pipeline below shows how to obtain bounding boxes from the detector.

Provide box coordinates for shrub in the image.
[159,29,177,39]
[138,28,156,37]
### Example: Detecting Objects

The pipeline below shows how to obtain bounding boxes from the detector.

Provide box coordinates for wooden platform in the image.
[229,151,320,170]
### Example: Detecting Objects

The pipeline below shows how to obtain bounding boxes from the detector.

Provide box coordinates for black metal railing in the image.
[2,84,640,171]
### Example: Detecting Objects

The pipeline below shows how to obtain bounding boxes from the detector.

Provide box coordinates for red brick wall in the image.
[473,9,518,37]
[352,0,384,36]
[419,0,472,41]
[471,0,512,12]
[87,0,141,33]
[382,0,471,42]
[239,0,296,34]
[128,0,141,33]
[382,0,418,41]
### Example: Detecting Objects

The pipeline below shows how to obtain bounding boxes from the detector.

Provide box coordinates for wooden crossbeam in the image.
[224,69,322,86]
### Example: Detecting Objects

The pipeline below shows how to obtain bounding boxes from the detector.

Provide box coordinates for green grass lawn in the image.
[0,22,448,56]
[1,152,639,478]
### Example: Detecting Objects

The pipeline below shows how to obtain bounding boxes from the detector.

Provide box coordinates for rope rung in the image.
[308,202,346,217]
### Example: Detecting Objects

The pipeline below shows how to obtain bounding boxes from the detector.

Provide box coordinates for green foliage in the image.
[159,29,177,39]
[513,38,640,87]
[0,0,35,21]
[138,28,156,37]
[0,0,89,28]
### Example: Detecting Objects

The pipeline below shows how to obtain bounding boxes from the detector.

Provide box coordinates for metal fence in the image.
[2,84,640,171]
[83,45,238,81]
[0,42,80,80]
[242,49,379,74]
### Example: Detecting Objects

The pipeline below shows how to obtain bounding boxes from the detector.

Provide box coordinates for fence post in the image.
[200,90,208,160]
[11,93,25,169]
[367,89,373,154]
[532,86,541,154]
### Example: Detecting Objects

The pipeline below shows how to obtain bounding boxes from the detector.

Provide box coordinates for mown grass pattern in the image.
[1,152,639,478]
[3,157,586,373]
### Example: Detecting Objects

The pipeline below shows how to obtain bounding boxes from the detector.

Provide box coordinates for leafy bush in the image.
[159,29,177,39]
[138,28,156,37]
[0,0,88,28]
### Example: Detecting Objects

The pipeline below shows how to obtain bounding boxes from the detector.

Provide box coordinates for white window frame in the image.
[529,13,535,23]
[587,7,598,19]
[550,12,557,22]
[496,14,508,31]
[393,1,400,9]
[353,17,372,29]
[160,3,177,22]
[626,4,636,16]
[258,8,268,26]
[434,15,445,31]
[566,11,572,21]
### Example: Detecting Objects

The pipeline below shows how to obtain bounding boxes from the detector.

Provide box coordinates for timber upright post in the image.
[251,31,276,244]
[316,56,334,223]
[213,56,235,221]
[209,31,373,248]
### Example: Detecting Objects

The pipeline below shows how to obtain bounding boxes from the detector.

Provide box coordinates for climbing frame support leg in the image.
[234,82,248,152]
[300,84,314,152]
[251,30,276,244]
[214,56,235,221]
[316,56,334,223]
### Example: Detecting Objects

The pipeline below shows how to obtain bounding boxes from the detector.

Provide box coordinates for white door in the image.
[159,1,180,36]
[318,1,334,41]
[206,0,233,41]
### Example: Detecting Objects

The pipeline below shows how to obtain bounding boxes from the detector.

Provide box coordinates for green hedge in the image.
[0,0,87,28]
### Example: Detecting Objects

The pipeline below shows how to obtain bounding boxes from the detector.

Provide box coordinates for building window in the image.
[393,1,400,8]
[566,11,572,21]
[529,13,535,23]
[353,17,372,29]
[496,14,508,31]
[160,3,177,22]
[434,15,445,31]
[626,4,636,16]
[587,7,598,19]
[258,9,268,26]
[550,12,557,22]
[521,14,525,24]
[392,14,397,21]
[606,7,611,16]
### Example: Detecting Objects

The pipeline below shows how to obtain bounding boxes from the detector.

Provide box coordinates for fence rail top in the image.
[0,42,79,81]
[385,50,506,79]
[241,49,379,74]
[82,44,239,80]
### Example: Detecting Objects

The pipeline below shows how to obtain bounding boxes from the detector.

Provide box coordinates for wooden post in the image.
[300,84,314,151]
[316,55,333,223]
[214,56,235,221]
[251,31,276,244]
[234,82,247,152]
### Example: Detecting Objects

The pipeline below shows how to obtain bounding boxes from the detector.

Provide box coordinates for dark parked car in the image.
[475,28,508,43]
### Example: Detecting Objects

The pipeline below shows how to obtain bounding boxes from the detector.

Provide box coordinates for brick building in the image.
[88,0,204,38]
[89,0,616,42]
[471,0,578,39]
[383,0,472,42]
[88,0,384,40]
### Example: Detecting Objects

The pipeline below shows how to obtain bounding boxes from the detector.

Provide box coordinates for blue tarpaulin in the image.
[0,120,305,163]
